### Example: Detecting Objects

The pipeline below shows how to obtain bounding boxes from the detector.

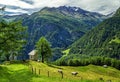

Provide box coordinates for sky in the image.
[0,0,120,15]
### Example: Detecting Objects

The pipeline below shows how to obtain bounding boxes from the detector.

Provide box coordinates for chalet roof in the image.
[28,50,37,56]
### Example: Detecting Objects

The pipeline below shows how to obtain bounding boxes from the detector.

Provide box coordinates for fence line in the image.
[30,66,64,79]
[28,64,111,81]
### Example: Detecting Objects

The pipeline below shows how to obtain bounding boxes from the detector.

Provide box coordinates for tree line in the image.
[55,56,120,70]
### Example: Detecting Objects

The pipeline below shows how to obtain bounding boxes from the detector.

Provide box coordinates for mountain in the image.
[4,6,106,60]
[114,7,120,17]
[24,6,106,47]
[68,7,120,59]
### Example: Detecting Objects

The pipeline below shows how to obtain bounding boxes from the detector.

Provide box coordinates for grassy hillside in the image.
[0,61,120,82]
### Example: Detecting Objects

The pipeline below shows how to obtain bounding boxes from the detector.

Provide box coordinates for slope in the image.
[69,8,120,59]
[0,61,120,82]
[24,6,105,48]
[4,6,106,55]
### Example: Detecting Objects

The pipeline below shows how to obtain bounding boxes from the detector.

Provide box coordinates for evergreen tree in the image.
[0,20,27,61]
[36,37,52,63]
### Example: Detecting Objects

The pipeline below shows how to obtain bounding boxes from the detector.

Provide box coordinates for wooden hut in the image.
[28,50,38,60]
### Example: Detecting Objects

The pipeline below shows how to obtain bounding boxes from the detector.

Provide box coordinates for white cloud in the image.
[6,8,28,13]
[76,0,120,15]
[0,0,120,15]
[0,0,33,8]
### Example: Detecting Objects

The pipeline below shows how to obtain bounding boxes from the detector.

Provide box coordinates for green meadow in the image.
[0,61,120,82]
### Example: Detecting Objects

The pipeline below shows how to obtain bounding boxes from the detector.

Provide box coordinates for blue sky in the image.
[0,0,120,15]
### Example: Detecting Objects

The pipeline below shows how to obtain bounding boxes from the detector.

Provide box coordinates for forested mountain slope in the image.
[69,8,120,59]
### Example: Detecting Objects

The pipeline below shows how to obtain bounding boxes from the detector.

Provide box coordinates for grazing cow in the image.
[71,72,78,76]
[103,65,108,68]
[58,69,63,78]
[58,69,63,73]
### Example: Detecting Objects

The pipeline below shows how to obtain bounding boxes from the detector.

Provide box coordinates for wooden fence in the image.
[30,66,64,79]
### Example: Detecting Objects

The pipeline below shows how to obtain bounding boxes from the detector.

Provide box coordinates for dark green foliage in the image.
[0,20,27,61]
[51,48,63,61]
[25,12,96,48]
[36,37,52,63]
[55,56,120,70]
[69,8,120,59]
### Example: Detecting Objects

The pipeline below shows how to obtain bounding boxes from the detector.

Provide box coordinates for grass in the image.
[62,49,70,56]
[109,37,120,44]
[0,61,120,82]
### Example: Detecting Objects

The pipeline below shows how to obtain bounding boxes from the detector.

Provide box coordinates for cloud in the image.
[76,0,120,15]
[32,0,69,8]
[0,0,120,15]
[6,8,28,13]
[20,0,34,5]
[0,0,33,8]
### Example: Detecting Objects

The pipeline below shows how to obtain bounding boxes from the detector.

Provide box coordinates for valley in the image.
[0,3,120,82]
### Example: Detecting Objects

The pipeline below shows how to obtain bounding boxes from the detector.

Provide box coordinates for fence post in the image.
[32,67,33,74]
[39,69,40,75]
[35,68,36,75]
[48,71,49,77]
[61,72,63,79]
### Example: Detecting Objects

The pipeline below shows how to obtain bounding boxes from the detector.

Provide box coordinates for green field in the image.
[0,61,120,82]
